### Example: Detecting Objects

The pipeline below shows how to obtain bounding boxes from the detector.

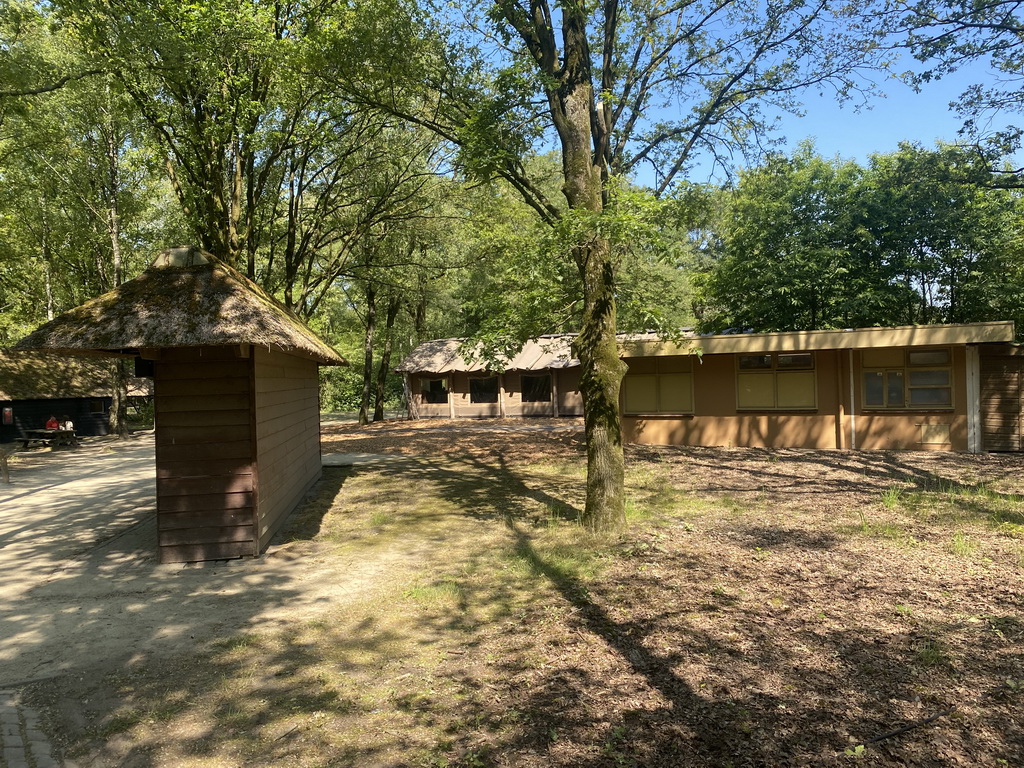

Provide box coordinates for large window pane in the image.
[886,371,905,407]
[624,375,658,413]
[908,369,950,387]
[776,371,816,408]
[737,373,775,409]
[659,373,693,412]
[864,372,884,406]
[909,387,952,407]
[469,376,498,403]
[521,374,552,402]
[422,378,448,404]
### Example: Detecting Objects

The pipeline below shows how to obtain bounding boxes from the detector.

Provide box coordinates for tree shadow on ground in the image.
[21,440,1024,768]
[354,449,1024,767]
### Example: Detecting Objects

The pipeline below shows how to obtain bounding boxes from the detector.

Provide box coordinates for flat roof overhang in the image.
[620,321,1016,357]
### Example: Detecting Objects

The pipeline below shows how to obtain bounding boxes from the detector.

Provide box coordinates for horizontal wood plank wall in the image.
[980,346,1023,452]
[154,347,256,563]
[254,347,322,551]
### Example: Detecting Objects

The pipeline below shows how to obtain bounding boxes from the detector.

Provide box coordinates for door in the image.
[980,350,1023,452]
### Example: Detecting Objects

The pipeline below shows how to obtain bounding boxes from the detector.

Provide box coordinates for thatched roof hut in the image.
[0,350,152,440]
[15,246,343,364]
[0,350,151,401]
[15,245,345,563]
[397,335,583,419]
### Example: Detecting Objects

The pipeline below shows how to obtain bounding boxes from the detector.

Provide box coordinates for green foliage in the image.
[696,142,1024,335]
[891,0,1024,161]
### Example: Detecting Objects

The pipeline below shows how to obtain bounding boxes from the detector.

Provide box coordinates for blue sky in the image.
[644,59,1020,186]
[757,57,1019,172]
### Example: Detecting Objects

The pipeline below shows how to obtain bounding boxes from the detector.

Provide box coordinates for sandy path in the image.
[0,436,410,686]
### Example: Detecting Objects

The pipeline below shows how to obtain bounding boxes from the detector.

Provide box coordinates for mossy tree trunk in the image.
[495,1,628,530]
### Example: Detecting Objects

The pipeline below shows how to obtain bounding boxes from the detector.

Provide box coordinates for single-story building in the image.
[0,350,152,442]
[400,321,1023,453]
[397,335,584,419]
[14,246,346,563]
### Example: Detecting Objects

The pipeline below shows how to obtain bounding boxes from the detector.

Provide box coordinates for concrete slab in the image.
[321,452,416,467]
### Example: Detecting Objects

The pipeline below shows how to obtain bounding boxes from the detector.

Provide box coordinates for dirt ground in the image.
[4,419,1023,767]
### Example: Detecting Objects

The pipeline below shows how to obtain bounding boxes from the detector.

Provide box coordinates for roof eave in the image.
[620,321,1016,357]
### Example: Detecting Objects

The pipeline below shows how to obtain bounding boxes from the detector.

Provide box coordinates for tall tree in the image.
[697,143,1024,334]
[323,0,879,529]
[886,0,1024,179]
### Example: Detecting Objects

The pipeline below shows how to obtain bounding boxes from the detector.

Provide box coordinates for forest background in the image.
[2,0,1024,527]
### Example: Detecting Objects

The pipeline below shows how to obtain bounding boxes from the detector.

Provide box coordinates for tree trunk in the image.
[358,284,377,426]
[373,296,401,421]
[550,30,627,531]
[109,358,131,438]
[575,238,628,532]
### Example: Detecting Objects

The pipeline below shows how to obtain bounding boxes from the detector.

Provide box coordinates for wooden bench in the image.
[20,429,78,450]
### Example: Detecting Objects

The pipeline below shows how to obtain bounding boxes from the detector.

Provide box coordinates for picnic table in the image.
[20,429,78,450]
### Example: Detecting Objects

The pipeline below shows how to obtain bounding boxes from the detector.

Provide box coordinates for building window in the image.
[469,376,499,404]
[421,378,448,404]
[90,399,106,414]
[736,352,816,410]
[623,356,693,414]
[521,374,552,403]
[862,348,952,409]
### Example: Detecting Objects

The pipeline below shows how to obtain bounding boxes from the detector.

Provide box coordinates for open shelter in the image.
[14,246,345,563]
[0,350,152,442]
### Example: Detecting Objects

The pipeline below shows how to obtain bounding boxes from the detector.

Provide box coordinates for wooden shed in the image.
[397,335,583,419]
[14,246,345,563]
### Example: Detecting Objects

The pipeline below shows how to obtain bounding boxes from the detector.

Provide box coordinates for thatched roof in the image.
[396,335,579,373]
[0,350,152,401]
[14,246,345,365]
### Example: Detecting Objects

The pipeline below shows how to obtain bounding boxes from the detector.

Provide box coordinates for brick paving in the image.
[0,690,60,767]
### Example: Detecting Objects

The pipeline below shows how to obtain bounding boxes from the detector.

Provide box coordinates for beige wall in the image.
[254,346,322,551]
[849,346,968,451]
[623,346,969,451]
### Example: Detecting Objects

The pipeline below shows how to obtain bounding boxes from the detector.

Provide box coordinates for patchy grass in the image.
[28,422,1024,767]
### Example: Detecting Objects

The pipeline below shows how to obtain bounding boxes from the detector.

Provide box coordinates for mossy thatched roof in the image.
[0,350,152,401]
[14,247,345,365]
[396,335,579,373]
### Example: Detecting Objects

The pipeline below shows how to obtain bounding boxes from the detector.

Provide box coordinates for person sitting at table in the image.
[45,415,59,429]
[60,415,74,432]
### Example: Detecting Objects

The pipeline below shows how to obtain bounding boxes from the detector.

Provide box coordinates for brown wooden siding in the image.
[980,346,1024,452]
[254,346,322,551]
[154,347,256,564]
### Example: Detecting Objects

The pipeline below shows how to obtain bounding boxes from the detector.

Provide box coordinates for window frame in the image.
[622,356,695,415]
[735,352,817,412]
[861,347,953,411]
[520,374,552,403]
[468,375,499,404]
